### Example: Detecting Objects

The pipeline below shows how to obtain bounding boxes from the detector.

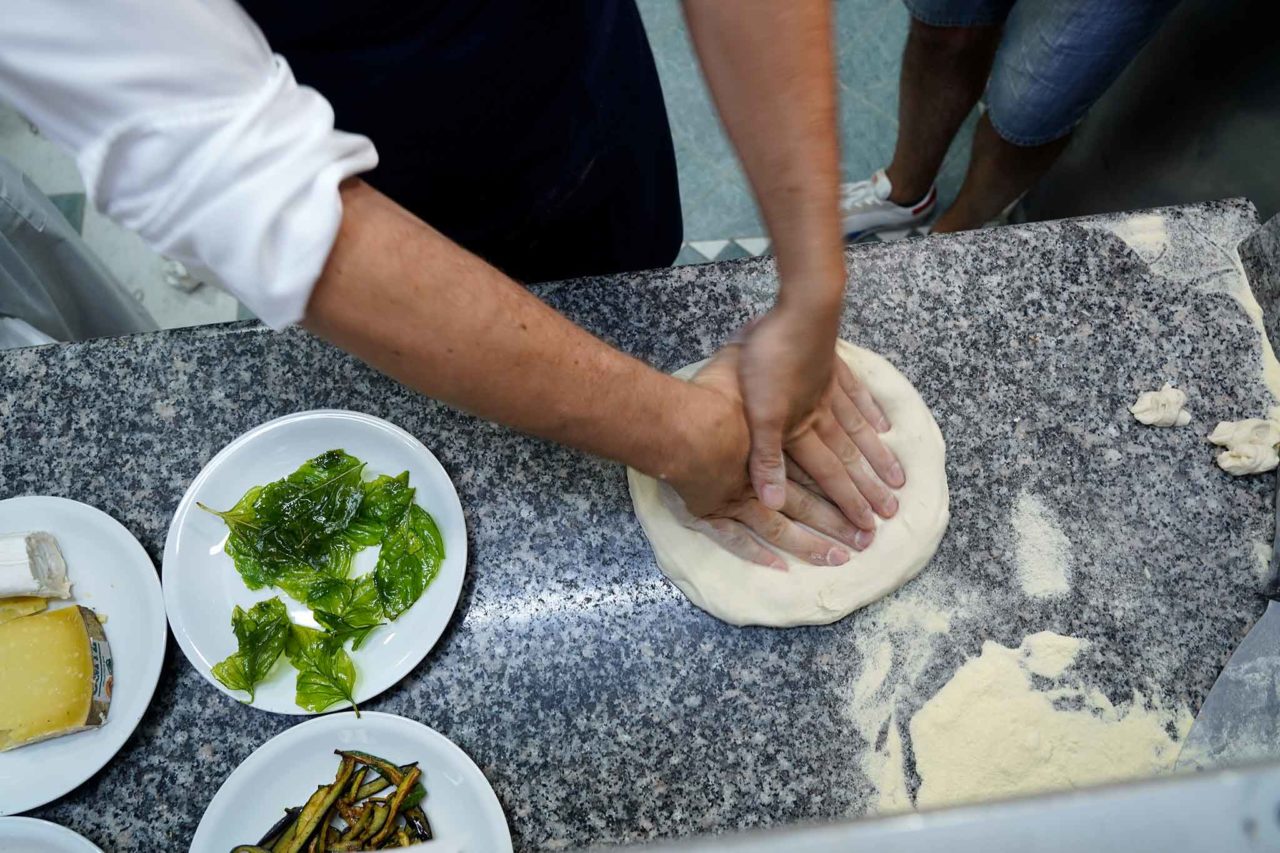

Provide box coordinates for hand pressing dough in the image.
[627,340,949,627]
[1208,408,1280,475]
[1129,384,1191,427]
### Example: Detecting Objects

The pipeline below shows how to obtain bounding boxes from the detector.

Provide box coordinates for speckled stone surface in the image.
[2,199,1276,850]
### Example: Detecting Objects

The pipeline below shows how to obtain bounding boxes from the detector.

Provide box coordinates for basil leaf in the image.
[344,472,415,547]
[374,504,445,620]
[286,624,358,713]
[200,485,278,589]
[210,597,290,702]
[309,574,384,650]
[199,451,365,588]
[256,450,366,561]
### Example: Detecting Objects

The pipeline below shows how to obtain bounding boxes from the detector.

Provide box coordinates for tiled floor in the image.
[1,1,971,327]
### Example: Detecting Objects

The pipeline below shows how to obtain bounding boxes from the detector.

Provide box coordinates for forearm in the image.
[683,0,845,318]
[304,180,709,480]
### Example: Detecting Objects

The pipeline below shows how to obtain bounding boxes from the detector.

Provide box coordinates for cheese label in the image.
[89,619,113,704]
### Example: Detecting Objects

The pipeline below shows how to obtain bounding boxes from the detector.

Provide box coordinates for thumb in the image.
[748,420,788,510]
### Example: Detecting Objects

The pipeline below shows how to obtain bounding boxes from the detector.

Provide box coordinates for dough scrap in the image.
[1129,383,1191,427]
[910,632,1191,810]
[627,341,949,627]
[1208,407,1280,476]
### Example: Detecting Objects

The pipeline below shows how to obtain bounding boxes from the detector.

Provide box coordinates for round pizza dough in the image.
[627,340,950,627]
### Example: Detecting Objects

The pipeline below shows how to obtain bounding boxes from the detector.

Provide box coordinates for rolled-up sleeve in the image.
[0,0,378,328]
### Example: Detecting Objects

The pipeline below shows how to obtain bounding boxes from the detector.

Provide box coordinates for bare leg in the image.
[884,19,1001,205]
[931,113,1071,233]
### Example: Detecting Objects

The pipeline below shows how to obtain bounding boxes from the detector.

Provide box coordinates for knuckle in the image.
[790,487,814,515]
[845,406,870,430]
[760,514,789,542]
[838,443,863,467]
[752,446,785,469]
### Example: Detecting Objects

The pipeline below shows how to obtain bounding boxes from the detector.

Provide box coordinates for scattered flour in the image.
[1092,211,1280,403]
[1252,540,1274,584]
[1012,491,1071,598]
[1020,631,1080,679]
[839,580,963,815]
[909,632,1192,810]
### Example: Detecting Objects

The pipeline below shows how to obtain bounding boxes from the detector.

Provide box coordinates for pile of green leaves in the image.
[200,450,444,711]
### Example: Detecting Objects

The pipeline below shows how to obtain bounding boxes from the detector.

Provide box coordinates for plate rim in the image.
[191,710,512,852]
[160,408,468,715]
[0,816,104,852]
[0,495,167,816]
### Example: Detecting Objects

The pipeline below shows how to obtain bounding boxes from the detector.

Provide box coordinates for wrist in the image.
[770,286,843,344]
[774,266,846,322]
[654,382,745,491]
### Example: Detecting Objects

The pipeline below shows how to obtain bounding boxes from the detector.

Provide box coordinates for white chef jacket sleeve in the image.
[0,0,378,328]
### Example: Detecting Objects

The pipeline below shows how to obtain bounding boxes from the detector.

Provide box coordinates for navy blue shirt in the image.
[244,0,681,281]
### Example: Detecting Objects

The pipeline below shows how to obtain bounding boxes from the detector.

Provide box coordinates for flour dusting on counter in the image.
[839,579,964,815]
[1089,209,1280,402]
[1012,491,1071,598]
[909,632,1192,810]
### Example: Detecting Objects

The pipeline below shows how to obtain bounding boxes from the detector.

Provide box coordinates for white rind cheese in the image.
[0,531,72,599]
[0,606,112,751]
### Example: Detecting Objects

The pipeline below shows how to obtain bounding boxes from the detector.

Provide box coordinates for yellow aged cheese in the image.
[0,596,47,625]
[0,606,112,751]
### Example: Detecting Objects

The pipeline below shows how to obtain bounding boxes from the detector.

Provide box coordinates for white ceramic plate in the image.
[0,496,167,816]
[0,817,103,852]
[163,410,467,714]
[192,711,510,852]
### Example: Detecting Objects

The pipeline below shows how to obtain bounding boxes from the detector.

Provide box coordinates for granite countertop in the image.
[2,199,1276,850]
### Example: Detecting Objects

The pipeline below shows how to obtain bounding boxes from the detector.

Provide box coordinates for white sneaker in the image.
[840,169,937,241]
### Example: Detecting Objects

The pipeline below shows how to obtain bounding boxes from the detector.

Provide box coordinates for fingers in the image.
[747,418,788,511]
[665,478,871,570]
[729,501,852,566]
[785,453,819,490]
[787,432,878,530]
[662,482,787,570]
[834,358,890,432]
[812,414,898,519]
[831,385,906,490]
[783,481,873,551]
[688,516,788,570]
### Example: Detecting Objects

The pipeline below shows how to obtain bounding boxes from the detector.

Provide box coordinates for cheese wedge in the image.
[0,596,47,625]
[0,532,72,599]
[0,606,112,751]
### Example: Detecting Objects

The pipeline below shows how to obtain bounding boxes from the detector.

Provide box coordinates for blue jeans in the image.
[904,0,1180,146]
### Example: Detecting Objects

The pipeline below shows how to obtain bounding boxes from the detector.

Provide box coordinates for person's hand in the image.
[782,353,905,531]
[735,305,833,509]
[664,343,872,569]
[736,308,905,530]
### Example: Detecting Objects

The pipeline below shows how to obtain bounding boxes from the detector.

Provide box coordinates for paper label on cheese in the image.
[89,620,113,705]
